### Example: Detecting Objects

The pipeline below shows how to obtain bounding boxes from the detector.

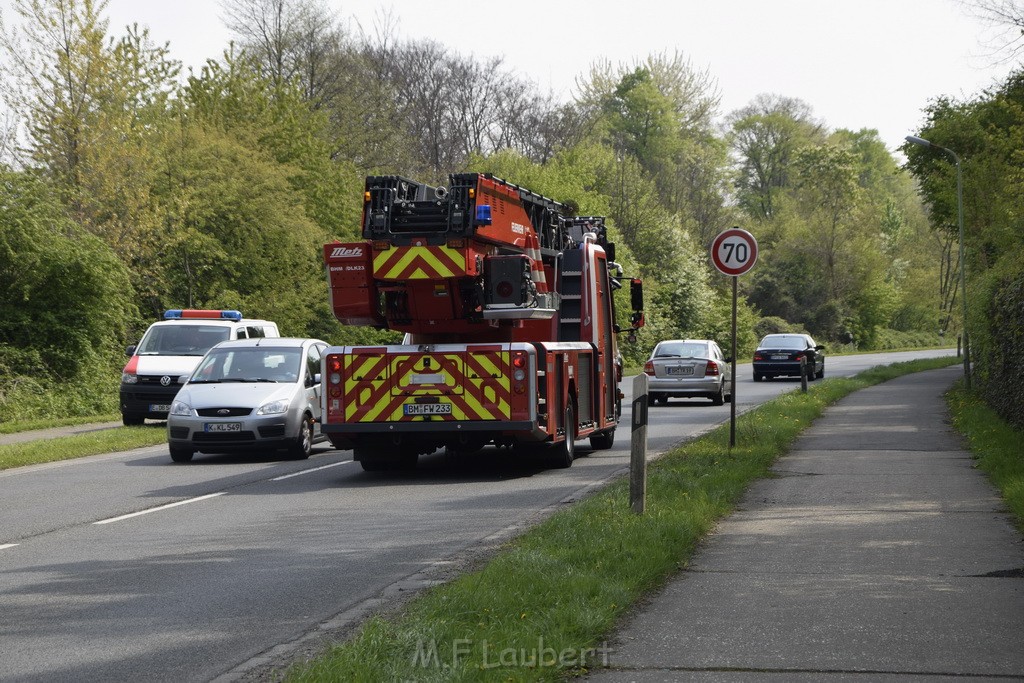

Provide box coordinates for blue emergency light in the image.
[163,309,243,322]
[475,204,492,224]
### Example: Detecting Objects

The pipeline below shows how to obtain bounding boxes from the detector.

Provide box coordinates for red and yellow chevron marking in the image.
[342,350,511,423]
[373,246,467,281]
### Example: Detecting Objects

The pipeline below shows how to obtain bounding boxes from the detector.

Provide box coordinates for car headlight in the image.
[170,400,192,416]
[257,399,290,415]
[121,373,138,384]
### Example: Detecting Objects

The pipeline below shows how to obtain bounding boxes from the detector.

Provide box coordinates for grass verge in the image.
[0,426,168,470]
[946,385,1024,531]
[285,355,959,682]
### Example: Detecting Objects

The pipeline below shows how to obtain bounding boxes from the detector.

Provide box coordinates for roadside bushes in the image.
[0,170,134,421]
[974,258,1024,431]
[872,328,951,351]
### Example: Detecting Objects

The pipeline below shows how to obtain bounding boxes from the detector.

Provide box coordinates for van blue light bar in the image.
[164,309,243,322]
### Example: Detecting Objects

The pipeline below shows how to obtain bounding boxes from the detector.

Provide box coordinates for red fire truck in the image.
[320,173,643,470]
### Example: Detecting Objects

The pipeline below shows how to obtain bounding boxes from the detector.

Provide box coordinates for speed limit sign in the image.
[711,227,758,276]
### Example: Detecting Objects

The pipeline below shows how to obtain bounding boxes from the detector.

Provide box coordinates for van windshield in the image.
[136,325,230,356]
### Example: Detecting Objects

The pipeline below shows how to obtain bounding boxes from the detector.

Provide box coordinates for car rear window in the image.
[655,342,709,358]
[759,336,806,350]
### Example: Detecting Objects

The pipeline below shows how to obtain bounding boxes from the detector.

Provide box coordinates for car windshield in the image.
[759,336,807,350]
[137,325,230,356]
[655,342,709,358]
[190,348,302,383]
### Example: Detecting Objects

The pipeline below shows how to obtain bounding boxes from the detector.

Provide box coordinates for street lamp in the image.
[905,135,971,389]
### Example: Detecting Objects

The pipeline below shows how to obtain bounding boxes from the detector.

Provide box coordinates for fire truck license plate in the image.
[667,366,693,376]
[404,403,452,416]
[205,422,242,432]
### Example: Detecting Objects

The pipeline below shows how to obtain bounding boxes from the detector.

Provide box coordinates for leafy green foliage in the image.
[906,67,1024,421]
[0,169,134,419]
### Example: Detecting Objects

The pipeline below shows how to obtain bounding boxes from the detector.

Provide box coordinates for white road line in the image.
[93,492,226,525]
[272,460,354,481]
[0,543,19,550]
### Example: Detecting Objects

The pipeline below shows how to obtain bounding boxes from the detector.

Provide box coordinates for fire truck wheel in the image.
[550,405,576,468]
[287,415,313,460]
[169,446,194,463]
[589,428,615,450]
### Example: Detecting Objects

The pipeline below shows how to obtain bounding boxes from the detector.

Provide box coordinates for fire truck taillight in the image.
[511,351,527,381]
[327,356,342,385]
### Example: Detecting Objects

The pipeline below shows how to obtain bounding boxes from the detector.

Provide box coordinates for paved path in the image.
[0,420,123,446]
[589,366,1024,682]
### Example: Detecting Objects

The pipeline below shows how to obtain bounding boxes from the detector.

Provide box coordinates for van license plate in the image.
[150,404,171,412]
[404,403,452,415]
[205,422,242,432]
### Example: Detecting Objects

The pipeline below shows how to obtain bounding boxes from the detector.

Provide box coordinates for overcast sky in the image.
[4,0,1018,154]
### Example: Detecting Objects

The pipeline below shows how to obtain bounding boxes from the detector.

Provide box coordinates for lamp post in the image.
[905,135,971,389]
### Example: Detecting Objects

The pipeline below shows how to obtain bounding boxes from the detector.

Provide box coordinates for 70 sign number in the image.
[710,228,758,276]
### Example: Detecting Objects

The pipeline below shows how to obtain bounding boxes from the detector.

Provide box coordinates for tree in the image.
[961,0,1024,62]
[0,168,134,379]
[726,94,825,220]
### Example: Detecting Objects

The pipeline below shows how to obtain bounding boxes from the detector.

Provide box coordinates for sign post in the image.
[710,227,758,448]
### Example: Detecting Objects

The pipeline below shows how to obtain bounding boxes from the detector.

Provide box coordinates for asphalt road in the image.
[0,350,956,682]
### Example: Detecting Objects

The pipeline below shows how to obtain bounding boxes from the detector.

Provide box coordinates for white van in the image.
[119,310,279,425]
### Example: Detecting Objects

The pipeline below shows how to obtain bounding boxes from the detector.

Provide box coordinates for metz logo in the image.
[330,246,364,259]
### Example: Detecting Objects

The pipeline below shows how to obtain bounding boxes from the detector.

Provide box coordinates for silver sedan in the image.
[643,339,732,406]
[166,338,329,462]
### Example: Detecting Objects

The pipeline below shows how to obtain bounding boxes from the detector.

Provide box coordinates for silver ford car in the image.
[166,338,329,463]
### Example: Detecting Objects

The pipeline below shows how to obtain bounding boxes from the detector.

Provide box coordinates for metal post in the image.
[630,374,648,514]
[954,157,971,390]
[730,276,737,448]
[905,136,970,390]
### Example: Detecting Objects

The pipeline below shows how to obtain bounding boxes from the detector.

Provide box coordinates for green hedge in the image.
[975,258,1024,431]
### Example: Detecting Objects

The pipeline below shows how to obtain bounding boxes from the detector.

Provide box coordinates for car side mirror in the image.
[126,344,137,357]
[178,374,190,385]
[816,345,825,351]
[725,357,733,363]
[311,373,321,386]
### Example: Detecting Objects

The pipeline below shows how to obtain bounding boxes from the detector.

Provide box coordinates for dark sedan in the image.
[753,333,824,382]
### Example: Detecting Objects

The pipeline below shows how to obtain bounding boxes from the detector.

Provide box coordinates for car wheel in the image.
[288,415,313,460]
[122,413,145,426]
[806,363,816,382]
[169,445,193,463]
[753,373,763,382]
[816,364,824,379]
[550,405,576,468]
[711,383,725,406]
